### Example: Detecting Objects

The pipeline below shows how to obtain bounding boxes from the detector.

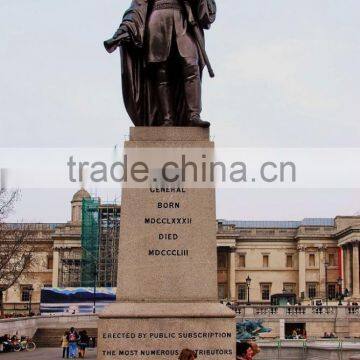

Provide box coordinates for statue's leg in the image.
[181,57,210,128]
[156,62,174,126]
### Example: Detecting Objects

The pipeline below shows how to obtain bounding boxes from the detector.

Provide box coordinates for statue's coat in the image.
[119,0,216,126]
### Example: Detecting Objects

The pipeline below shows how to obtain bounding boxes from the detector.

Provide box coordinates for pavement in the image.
[0,348,97,359]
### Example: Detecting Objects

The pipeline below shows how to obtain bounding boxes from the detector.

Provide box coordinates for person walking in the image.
[78,330,90,358]
[236,342,254,360]
[61,331,69,358]
[68,327,79,359]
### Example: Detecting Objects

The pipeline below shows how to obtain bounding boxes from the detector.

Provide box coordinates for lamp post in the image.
[337,277,343,306]
[28,286,34,317]
[0,288,4,319]
[93,269,97,314]
[82,247,98,314]
[246,275,251,306]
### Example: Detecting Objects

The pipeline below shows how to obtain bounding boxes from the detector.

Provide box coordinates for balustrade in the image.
[230,305,341,318]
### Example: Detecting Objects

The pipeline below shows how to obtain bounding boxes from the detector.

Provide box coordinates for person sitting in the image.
[179,348,197,360]
[236,342,254,360]
[1,335,12,352]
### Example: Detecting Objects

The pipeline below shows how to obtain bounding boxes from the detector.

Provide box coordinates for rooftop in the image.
[218,218,335,229]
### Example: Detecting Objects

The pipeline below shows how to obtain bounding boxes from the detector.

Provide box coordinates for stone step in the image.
[33,328,97,348]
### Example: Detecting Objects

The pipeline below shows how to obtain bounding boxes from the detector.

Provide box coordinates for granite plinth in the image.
[98,303,235,360]
[97,127,235,359]
[129,127,210,142]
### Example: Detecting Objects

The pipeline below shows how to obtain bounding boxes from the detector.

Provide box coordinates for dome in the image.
[71,187,91,202]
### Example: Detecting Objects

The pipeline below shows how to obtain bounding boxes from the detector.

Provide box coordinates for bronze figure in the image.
[104,0,217,127]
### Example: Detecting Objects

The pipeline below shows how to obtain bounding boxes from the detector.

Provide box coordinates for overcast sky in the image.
[1,0,360,222]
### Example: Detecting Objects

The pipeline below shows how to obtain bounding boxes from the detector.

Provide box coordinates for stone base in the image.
[97,302,235,360]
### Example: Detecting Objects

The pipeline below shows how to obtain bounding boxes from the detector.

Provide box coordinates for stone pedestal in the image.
[97,128,235,360]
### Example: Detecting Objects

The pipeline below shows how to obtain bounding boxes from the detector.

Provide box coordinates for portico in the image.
[339,229,360,299]
[217,218,360,303]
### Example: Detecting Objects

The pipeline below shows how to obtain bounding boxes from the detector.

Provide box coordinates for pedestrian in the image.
[78,330,90,358]
[68,327,79,358]
[236,341,254,360]
[179,348,197,360]
[249,341,260,357]
[61,331,69,358]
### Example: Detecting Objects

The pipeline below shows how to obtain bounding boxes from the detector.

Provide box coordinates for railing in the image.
[347,306,360,316]
[253,306,279,316]
[230,305,360,319]
[254,339,360,360]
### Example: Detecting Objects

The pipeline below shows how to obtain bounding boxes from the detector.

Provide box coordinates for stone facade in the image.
[217,217,360,303]
[0,223,57,315]
[2,190,360,313]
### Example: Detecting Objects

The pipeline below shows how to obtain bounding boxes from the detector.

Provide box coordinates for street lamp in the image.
[337,277,343,306]
[93,269,97,314]
[28,286,34,317]
[246,276,251,305]
[82,247,98,314]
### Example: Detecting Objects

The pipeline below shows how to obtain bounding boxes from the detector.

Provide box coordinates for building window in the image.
[283,283,296,294]
[237,283,246,301]
[327,283,336,300]
[237,254,246,268]
[307,283,318,298]
[217,252,227,269]
[261,283,271,301]
[20,285,32,302]
[218,284,227,300]
[47,256,53,270]
[263,255,269,268]
[286,255,293,268]
[58,249,82,287]
[328,253,336,266]
[309,253,315,267]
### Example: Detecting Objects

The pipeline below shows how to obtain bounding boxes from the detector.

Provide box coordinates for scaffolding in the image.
[98,204,120,287]
[81,198,120,287]
[81,198,100,287]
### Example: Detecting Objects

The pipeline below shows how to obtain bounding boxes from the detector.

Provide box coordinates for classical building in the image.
[1,189,120,315]
[1,189,360,314]
[217,217,360,303]
[0,223,57,315]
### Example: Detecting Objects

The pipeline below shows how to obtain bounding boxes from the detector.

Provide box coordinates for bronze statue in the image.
[104,0,217,127]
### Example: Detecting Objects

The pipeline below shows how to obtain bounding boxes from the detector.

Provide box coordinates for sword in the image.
[182,1,215,78]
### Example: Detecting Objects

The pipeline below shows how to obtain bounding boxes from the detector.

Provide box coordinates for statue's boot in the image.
[157,63,174,126]
[184,63,210,128]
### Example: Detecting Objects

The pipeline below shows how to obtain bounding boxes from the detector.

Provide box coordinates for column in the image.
[319,246,326,299]
[344,245,351,292]
[352,242,360,298]
[298,246,306,299]
[279,319,285,340]
[341,246,345,291]
[228,249,236,301]
[52,250,60,287]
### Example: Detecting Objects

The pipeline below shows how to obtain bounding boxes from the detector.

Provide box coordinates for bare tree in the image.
[0,190,33,317]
